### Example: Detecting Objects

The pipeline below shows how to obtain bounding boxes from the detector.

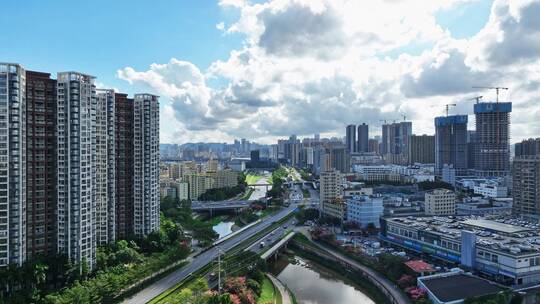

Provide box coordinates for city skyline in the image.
[3,0,540,144]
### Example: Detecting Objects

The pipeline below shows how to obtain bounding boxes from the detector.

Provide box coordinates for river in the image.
[274,256,375,304]
[212,221,234,238]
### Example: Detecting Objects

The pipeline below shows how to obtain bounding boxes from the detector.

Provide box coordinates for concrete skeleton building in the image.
[473,102,512,177]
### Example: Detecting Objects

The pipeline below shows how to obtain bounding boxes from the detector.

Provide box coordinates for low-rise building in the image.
[425,189,456,216]
[346,196,383,228]
[322,198,347,220]
[380,216,540,287]
[456,198,512,216]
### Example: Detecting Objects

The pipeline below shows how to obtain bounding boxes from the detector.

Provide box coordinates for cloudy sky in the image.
[2,0,540,144]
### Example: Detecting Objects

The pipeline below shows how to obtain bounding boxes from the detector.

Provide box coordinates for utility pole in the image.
[217,247,223,294]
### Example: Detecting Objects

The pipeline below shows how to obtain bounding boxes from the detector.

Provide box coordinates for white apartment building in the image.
[133,94,160,236]
[0,63,26,266]
[94,89,116,245]
[425,188,456,215]
[320,169,343,216]
[57,72,96,267]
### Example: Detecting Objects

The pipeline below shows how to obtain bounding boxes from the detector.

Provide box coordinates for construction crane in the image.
[472,86,508,102]
[467,95,483,104]
[445,104,456,116]
[400,113,407,121]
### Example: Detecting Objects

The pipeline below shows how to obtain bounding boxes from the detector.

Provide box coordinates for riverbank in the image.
[280,250,387,304]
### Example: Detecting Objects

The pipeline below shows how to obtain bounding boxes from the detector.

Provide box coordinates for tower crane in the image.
[472,86,508,103]
[445,104,456,116]
[467,96,483,104]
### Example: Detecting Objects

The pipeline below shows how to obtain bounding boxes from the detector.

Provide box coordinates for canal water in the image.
[273,256,375,304]
[212,221,234,239]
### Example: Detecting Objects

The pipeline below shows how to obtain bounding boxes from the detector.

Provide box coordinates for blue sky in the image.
[1,0,490,93]
[8,0,530,144]
[0,0,243,94]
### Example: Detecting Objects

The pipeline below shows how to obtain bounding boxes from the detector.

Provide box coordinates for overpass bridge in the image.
[191,200,252,215]
[247,183,272,191]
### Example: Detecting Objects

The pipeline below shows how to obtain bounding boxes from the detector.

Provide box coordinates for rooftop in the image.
[462,218,530,234]
[420,273,505,302]
[405,260,435,273]
[386,215,540,256]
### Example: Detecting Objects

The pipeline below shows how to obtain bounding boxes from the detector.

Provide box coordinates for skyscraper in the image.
[133,94,160,236]
[408,134,435,164]
[94,89,116,245]
[357,123,369,152]
[26,71,57,259]
[473,102,512,177]
[57,71,96,267]
[435,115,468,176]
[0,63,26,266]
[513,156,540,220]
[381,121,412,164]
[346,124,357,153]
[115,93,134,239]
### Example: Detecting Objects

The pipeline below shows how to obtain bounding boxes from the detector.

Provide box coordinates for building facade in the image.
[435,115,468,176]
[346,124,357,153]
[114,93,134,239]
[381,121,412,165]
[133,94,160,236]
[473,102,512,177]
[56,72,96,267]
[0,63,26,266]
[408,134,435,164]
[346,196,383,228]
[320,169,343,218]
[94,89,116,245]
[357,123,369,153]
[26,71,57,259]
[425,189,456,215]
[513,156,540,219]
[515,138,540,157]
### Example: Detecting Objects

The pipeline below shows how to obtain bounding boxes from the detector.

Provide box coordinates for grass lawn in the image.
[246,174,262,184]
[258,277,281,304]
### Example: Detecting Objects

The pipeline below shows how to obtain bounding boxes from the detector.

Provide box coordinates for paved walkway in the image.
[266,274,291,304]
[297,230,411,304]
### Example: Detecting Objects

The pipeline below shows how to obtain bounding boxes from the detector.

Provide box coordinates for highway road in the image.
[246,217,296,255]
[122,204,297,304]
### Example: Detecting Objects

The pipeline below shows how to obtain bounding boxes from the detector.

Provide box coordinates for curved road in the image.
[123,204,297,304]
[298,230,411,304]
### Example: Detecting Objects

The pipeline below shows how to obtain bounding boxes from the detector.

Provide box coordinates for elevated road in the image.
[122,204,298,304]
[191,200,252,212]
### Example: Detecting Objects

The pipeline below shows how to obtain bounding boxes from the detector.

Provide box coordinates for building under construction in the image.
[435,115,468,176]
[473,102,512,177]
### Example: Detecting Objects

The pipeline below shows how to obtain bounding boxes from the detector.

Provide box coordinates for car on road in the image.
[259,241,265,248]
